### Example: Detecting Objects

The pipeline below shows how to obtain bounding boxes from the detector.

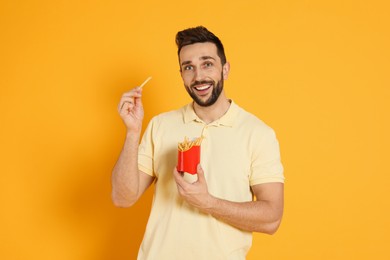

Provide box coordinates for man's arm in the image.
[204,182,283,234]
[173,165,284,234]
[111,87,154,207]
[111,133,154,207]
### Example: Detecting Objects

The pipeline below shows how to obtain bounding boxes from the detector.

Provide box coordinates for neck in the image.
[193,92,231,124]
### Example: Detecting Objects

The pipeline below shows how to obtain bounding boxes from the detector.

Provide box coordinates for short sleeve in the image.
[138,118,156,177]
[249,127,284,186]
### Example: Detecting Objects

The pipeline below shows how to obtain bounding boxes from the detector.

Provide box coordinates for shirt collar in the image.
[183,100,239,127]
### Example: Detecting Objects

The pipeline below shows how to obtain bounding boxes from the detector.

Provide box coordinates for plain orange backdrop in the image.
[1,0,389,259]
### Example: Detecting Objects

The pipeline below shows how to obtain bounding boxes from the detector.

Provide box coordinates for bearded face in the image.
[184,72,224,107]
[179,42,229,108]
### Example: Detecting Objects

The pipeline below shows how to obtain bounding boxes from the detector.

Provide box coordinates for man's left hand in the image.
[173,164,214,211]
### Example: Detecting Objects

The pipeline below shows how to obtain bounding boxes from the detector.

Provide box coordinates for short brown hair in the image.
[175,26,227,65]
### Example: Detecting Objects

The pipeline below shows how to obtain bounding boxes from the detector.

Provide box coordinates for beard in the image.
[185,73,224,107]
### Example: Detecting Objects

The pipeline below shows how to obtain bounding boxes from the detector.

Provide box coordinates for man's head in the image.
[176,26,227,68]
[176,26,230,107]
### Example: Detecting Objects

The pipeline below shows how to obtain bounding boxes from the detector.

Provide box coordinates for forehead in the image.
[179,42,220,63]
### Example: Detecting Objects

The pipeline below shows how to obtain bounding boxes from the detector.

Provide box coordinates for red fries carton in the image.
[176,136,203,174]
[177,145,200,174]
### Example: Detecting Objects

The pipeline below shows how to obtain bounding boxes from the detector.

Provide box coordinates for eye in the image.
[184,65,193,71]
[204,62,213,68]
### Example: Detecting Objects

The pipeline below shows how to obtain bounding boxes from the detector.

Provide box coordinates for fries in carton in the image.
[176,136,203,174]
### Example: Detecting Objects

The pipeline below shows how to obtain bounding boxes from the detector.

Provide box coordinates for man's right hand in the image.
[118,87,144,133]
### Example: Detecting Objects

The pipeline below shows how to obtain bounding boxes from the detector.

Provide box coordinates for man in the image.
[112,26,284,260]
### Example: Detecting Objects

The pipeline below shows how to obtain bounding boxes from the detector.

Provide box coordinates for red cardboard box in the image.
[177,145,200,174]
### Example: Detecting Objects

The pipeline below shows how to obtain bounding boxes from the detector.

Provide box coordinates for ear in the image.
[222,62,230,80]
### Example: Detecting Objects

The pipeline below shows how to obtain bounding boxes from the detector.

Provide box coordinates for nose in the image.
[193,67,205,81]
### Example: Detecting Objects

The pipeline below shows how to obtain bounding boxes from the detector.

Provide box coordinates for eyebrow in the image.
[181,56,216,67]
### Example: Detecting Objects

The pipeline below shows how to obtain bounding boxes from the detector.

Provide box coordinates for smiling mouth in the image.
[194,84,212,91]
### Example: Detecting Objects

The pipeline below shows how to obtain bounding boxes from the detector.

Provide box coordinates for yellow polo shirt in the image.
[137,101,284,260]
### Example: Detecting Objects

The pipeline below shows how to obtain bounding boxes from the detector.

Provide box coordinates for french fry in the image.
[178,136,203,152]
[139,76,152,89]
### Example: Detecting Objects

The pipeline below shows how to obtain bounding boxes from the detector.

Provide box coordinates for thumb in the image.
[134,94,144,116]
[196,164,206,182]
[136,96,143,109]
[134,90,143,107]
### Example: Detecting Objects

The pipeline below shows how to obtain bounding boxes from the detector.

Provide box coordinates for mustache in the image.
[190,80,215,88]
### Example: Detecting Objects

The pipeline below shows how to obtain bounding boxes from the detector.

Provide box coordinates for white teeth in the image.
[195,84,211,91]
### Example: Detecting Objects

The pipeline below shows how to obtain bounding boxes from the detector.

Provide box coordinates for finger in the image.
[120,89,142,105]
[119,86,143,108]
[173,167,183,182]
[123,86,143,95]
[119,101,131,110]
[118,99,134,113]
[118,91,141,111]
[134,94,143,108]
[124,87,143,102]
[173,168,188,189]
[173,176,186,196]
[196,164,206,183]
[119,94,133,104]
[120,91,141,103]
[122,91,140,100]
[119,101,135,114]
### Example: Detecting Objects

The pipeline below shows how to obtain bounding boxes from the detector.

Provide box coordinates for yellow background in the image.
[1,0,389,259]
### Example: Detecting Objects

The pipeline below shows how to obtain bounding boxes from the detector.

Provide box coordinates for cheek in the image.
[183,72,195,84]
[180,72,188,81]
[183,75,191,85]
[181,75,192,88]
[212,71,223,81]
